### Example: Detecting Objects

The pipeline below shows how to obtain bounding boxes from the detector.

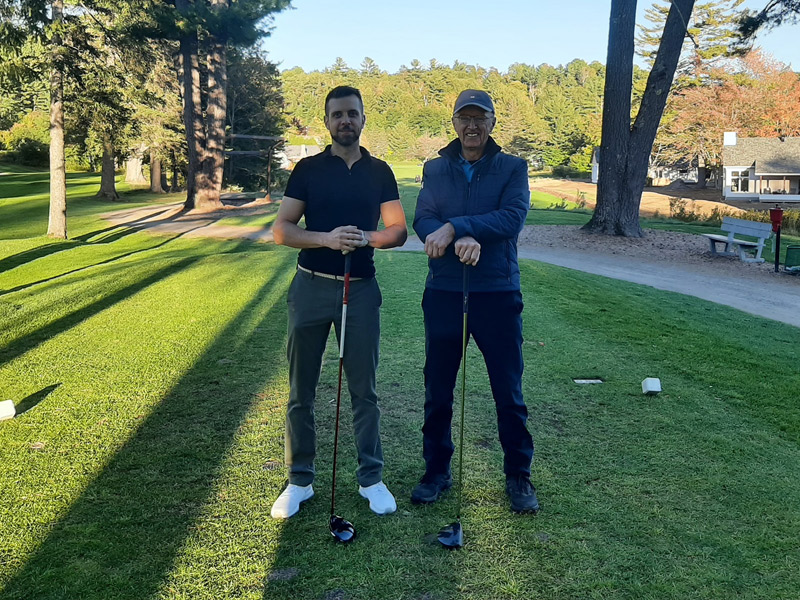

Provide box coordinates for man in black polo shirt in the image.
[271,86,408,520]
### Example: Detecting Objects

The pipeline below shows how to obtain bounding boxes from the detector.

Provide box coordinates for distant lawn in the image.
[527,208,593,226]
[0,163,180,240]
[0,162,47,174]
[215,205,281,229]
[530,190,581,210]
[1,163,799,599]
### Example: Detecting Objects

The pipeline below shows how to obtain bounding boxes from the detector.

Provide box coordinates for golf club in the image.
[330,252,356,544]
[437,264,469,550]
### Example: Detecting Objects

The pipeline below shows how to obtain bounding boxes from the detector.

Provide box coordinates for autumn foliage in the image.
[658,50,800,168]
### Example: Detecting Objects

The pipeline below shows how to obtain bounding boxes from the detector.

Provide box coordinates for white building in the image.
[722,132,800,202]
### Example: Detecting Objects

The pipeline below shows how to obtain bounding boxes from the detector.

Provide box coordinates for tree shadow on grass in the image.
[0,251,295,600]
[0,241,77,274]
[0,207,176,278]
[0,256,199,368]
[0,171,99,198]
[0,223,211,298]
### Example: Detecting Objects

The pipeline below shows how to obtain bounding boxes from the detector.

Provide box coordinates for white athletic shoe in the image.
[270,483,314,519]
[358,481,397,515]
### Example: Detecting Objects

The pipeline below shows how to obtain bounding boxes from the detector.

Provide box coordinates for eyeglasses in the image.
[453,115,492,126]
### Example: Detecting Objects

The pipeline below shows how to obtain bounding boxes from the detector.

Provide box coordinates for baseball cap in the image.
[453,89,495,114]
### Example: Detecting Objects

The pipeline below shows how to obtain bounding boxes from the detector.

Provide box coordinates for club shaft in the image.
[330,254,352,518]
[456,265,469,522]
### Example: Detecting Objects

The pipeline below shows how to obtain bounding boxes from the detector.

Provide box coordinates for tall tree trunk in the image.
[97,132,119,200]
[196,19,227,211]
[695,164,707,189]
[585,0,695,237]
[125,144,148,184]
[150,148,166,193]
[171,149,179,192]
[47,0,67,239]
[176,0,205,210]
[125,156,146,184]
[586,0,638,236]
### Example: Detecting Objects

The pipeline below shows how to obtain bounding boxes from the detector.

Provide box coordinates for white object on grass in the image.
[0,400,16,421]
[642,378,662,395]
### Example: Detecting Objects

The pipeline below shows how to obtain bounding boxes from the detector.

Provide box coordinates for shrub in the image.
[1,110,50,167]
[4,110,49,148]
[568,147,593,173]
[782,210,800,236]
[12,139,49,167]
[660,198,800,235]
[668,197,695,221]
[65,145,91,171]
[743,208,800,236]
[552,165,591,179]
[547,199,570,210]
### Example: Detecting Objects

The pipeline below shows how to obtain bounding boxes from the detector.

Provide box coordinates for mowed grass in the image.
[1,166,799,599]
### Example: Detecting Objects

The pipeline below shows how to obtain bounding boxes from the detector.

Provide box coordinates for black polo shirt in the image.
[284,146,399,278]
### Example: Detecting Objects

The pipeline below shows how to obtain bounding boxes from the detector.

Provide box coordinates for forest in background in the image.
[281,58,616,175]
[2,0,800,192]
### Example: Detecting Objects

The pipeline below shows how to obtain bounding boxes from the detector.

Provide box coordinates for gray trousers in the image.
[285,269,384,487]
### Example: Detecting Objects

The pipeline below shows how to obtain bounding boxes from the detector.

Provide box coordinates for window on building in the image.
[731,170,750,192]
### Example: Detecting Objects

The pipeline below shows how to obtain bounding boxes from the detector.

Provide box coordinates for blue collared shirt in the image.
[459,154,486,183]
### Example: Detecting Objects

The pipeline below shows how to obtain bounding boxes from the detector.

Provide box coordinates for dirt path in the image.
[399,227,800,328]
[101,201,276,242]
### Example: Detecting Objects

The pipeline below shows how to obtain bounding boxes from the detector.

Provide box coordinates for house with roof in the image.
[722,132,800,202]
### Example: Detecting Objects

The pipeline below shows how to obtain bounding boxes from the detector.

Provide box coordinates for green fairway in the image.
[1,167,799,599]
[530,190,582,210]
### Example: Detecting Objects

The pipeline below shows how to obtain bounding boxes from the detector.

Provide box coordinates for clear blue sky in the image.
[262,0,799,73]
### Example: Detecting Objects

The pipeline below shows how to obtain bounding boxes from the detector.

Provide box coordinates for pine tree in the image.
[636,0,748,83]
[0,0,90,238]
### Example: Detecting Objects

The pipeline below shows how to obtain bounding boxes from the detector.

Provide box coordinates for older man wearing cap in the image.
[411,89,538,513]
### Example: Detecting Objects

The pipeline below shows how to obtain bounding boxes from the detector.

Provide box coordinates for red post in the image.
[770,205,784,273]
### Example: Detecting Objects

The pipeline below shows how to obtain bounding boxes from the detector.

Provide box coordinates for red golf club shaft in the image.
[330,253,352,517]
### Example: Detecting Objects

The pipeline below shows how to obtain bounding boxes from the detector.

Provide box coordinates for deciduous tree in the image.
[585,0,696,237]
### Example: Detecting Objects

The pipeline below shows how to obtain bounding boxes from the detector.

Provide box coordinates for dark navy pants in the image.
[421,288,533,478]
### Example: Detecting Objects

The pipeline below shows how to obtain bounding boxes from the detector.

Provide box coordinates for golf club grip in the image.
[462,262,469,314]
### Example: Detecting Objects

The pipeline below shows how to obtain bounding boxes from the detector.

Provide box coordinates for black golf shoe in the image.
[411,473,453,504]
[506,475,540,514]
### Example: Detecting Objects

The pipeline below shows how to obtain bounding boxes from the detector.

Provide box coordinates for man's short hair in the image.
[325,86,364,115]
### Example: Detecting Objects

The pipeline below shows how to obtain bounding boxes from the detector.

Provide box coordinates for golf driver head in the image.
[437,520,463,549]
[329,515,356,544]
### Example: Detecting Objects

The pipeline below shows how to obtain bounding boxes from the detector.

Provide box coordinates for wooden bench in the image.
[702,216,773,263]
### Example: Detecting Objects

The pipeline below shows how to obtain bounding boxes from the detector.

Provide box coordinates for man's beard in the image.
[332,128,359,146]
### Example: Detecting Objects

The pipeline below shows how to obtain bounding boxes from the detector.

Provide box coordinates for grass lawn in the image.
[1,166,799,599]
